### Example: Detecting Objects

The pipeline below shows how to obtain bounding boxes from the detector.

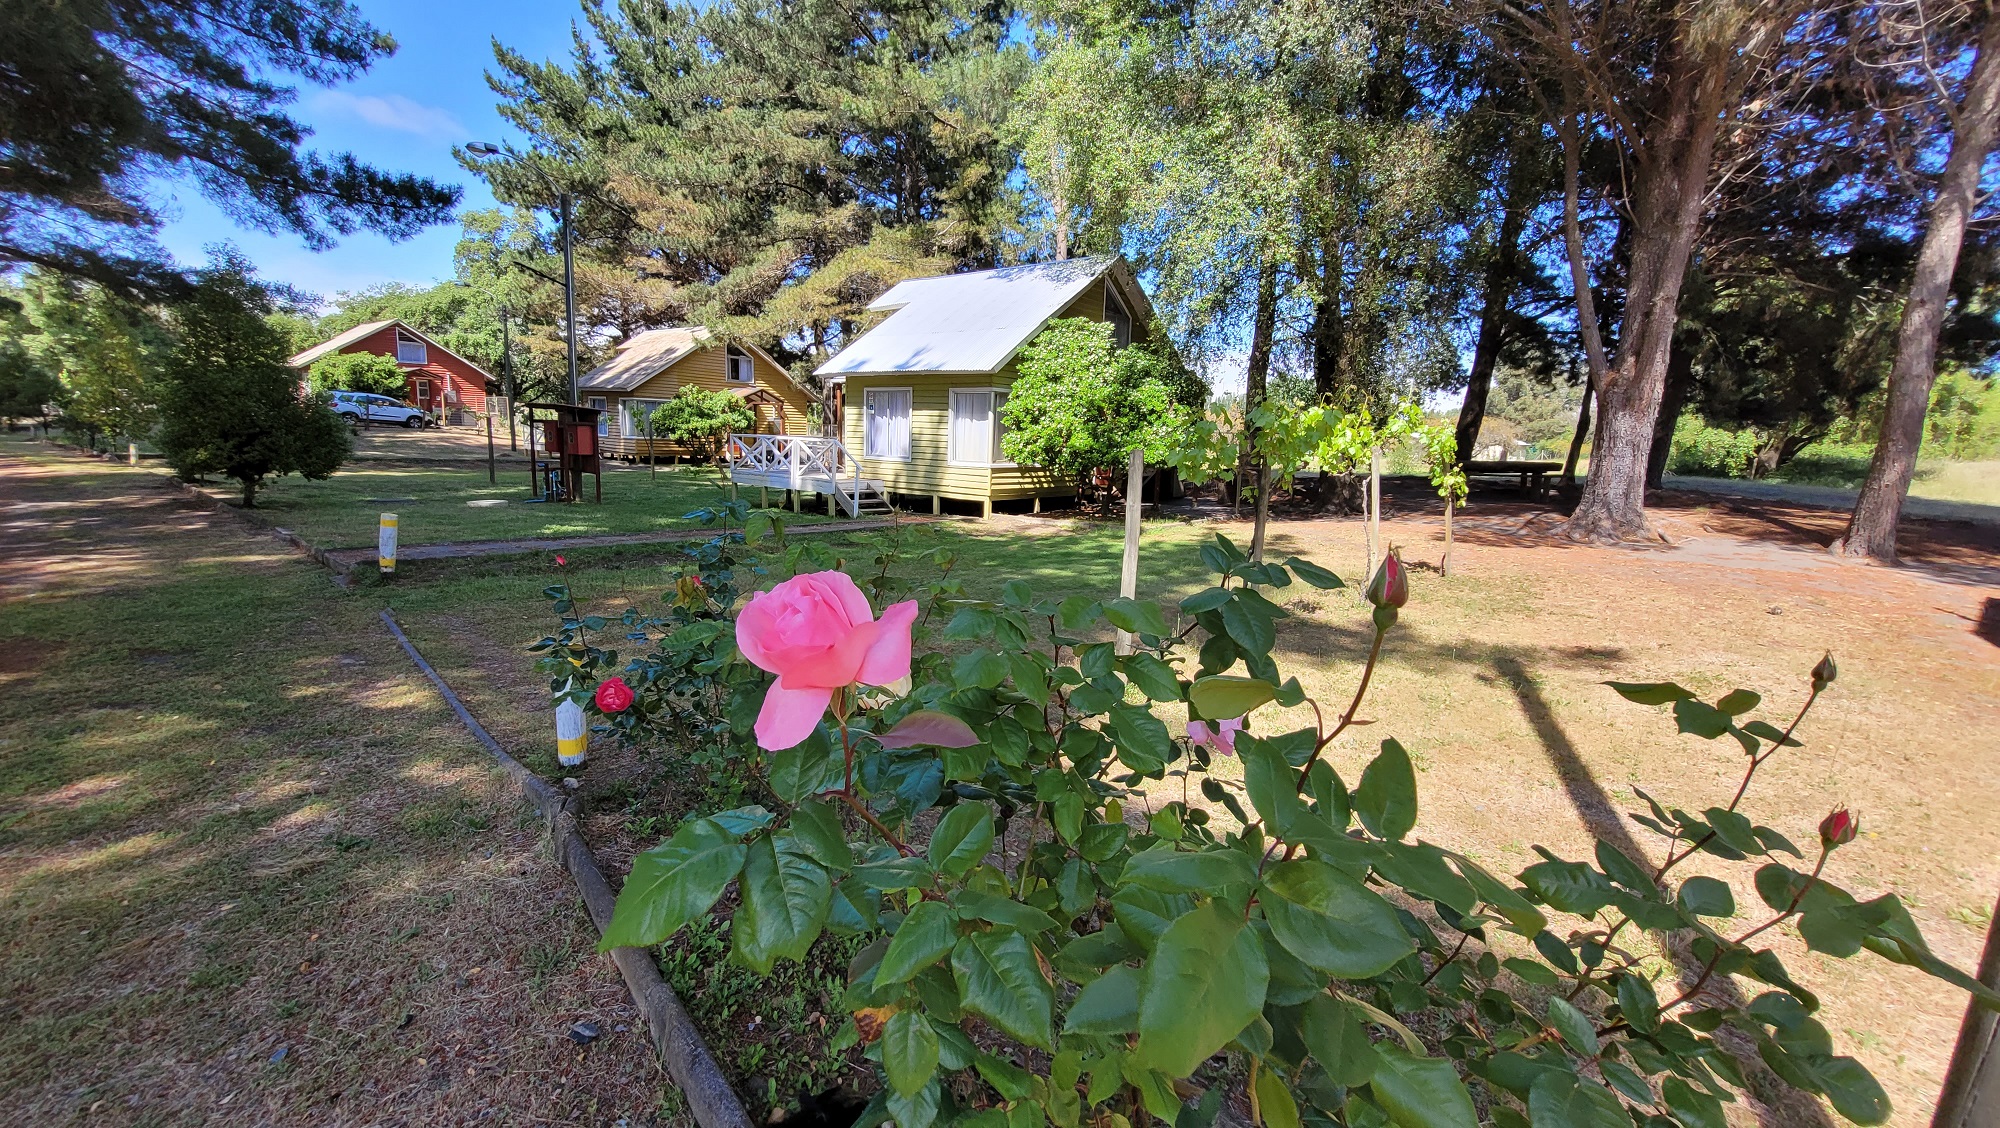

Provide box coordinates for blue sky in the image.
[151,0,588,304]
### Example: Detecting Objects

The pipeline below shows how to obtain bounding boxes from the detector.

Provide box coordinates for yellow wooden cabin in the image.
[808,255,1156,517]
[575,327,816,460]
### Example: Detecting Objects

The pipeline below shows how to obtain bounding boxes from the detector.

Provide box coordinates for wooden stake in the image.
[1115,448,1143,656]
[1443,493,1455,577]
[378,513,398,575]
[1366,448,1381,579]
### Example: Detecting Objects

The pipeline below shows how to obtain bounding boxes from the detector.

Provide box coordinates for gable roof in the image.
[577,326,799,394]
[815,256,1147,378]
[287,319,493,381]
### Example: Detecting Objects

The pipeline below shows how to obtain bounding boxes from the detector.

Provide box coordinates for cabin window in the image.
[623,399,665,437]
[587,397,608,437]
[1104,284,1132,348]
[863,388,912,461]
[725,345,755,384]
[949,389,1013,465]
[395,330,428,365]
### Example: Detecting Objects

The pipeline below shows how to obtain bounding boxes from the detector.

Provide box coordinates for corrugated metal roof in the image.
[288,320,394,369]
[816,257,1120,377]
[577,327,705,392]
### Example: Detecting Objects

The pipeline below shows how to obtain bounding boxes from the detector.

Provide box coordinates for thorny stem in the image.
[835,790,915,857]
[1652,844,1832,1017]
[1421,932,1473,987]
[1293,622,1389,794]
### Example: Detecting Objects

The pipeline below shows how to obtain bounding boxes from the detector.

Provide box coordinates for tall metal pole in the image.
[560,193,579,406]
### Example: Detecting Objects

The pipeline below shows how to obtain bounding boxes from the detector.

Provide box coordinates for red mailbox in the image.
[524,403,603,503]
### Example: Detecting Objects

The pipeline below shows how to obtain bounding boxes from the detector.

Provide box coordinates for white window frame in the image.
[725,345,756,384]
[1104,283,1132,348]
[412,377,432,406]
[395,330,428,365]
[587,396,608,436]
[949,387,1014,467]
[622,398,667,438]
[862,386,913,463]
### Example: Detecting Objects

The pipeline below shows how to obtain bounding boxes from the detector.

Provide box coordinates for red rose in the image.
[555,555,567,567]
[1366,551,1408,609]
[595,677,635,714]
[1819,807,1857,849]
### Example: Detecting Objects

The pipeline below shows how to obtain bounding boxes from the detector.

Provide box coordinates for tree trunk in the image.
[1455,154,1531,467]
[1311,237,1343,402]
[1646,336,1694,489]
[1562,372,1594,488]
[1560,36,1729,544]
[1246,257,1279,562]
[241,477,257,508]
[1841,15,2000,563]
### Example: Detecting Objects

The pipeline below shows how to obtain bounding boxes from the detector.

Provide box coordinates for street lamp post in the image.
[467,142,579,407]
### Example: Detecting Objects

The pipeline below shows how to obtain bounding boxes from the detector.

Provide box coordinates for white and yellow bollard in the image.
[378,512,398,574]
[555,698,587,768]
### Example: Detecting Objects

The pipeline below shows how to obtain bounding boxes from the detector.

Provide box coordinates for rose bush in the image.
[540,522,1994,1128]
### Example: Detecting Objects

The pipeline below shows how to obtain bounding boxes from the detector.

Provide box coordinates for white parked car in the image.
[331,391,428,428]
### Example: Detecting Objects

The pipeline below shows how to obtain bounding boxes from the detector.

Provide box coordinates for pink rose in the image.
[1188,716,1244,756]
[595,677,634,714]
[735,571,919,750]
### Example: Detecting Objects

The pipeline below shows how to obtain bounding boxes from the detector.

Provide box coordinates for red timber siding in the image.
[337,324,490,413]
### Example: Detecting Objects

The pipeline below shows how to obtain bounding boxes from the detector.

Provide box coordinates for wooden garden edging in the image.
[379,610,752,1128]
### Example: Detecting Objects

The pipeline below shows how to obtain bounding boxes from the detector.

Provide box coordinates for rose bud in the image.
[1811,652,1837,691]
[1819,807,1857,849]
[555,555,567,567]
[594,676,635,714]
[1365,551,1408,609]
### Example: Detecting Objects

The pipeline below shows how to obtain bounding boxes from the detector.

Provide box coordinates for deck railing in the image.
[725,433,863,515]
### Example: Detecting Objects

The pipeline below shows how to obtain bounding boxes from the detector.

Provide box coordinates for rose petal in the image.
[754,679,835,751]
[810,570,876,627]
[857,600,919,687]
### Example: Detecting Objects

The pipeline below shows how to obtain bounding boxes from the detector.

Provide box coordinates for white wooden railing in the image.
[725,433,863,515]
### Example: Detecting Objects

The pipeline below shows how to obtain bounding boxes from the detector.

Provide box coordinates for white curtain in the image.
[866,389,911,460]
[951,391,992,463]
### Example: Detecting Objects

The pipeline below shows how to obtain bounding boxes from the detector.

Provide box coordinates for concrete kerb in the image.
[380,610,753,1128]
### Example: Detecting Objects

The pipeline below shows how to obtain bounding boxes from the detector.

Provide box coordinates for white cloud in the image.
[308,91,465,141]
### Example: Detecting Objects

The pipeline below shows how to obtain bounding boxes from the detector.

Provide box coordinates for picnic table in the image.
[1463,459,1563,497]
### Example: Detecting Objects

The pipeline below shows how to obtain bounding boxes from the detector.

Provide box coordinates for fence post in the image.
[1115,448,1143,656]
[378,513,398,575]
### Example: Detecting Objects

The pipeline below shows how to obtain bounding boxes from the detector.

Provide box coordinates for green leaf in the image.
[1372,842,1477,915]
[878,710,980,749]
[1678,875,1735,918]
[1813,1056,1891,1125]
[885,1077,940,1128]
[1262,860,1414,977]
[928,804,995,877]
[1104,597,1170,636]
[1661,1077,1725,1128]
[1354,739,1417,840]
[953,649,1010,690]
[882,1009,940,1098]
[1520,859,1616,916]
[944,606,998,640]
[1368,1046,1479,1128]
[1063,964,1141,1036]
[1301,994,1378,1087]
[1617,973,1661,1034]
[1111,886,1194,952]
[1241,735,1304,834]
[1451,856,1546,934]
[955,889,1060,935]
[852,855,936,892]
[1702,807,1761,854]
[1285,556,1344,589]
[1254,1061,1301,1128]
[1605,681,1696,706]
[788,802,853,872]
[1716,689,1762,716]
[1502,957,1559,986]
[1189,675,1277,720]
[951,930,1053,1049]
[1181,587,1234,613]
[1122,653,1183,702]
[1134,900,1268,1077]
[769,729,839,804]
[1593,840,1655,893]
[1525,1072,1626,1128]
[1108,704,1171,773]
[877,900,958,987]
[1219,598,1277,654]
[600,818,746,950]
[1673,698,1732,739]
[1545,997,1598,1056]
[1007,654,1049,707]
[733,836,831,973]
[1120,844,1257,894]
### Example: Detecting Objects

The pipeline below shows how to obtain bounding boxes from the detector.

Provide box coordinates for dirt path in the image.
[0,445,678,1126]
[1661,474,2000,528]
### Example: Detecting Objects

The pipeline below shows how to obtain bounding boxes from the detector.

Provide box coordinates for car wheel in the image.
[403,415,424,429]
[338,412,362,426]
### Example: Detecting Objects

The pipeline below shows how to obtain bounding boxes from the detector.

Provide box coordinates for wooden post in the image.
[1442,494,1455,577]
[932,495,942,515]
[527,412,539,499]
[1115,448,1143,656]
[555,696,587,768]
[1934,888,2000,1128]
[486,413,497,485]
[1366,448,1380,579]
[1032,496,1041,515]
[981,498,992,519]
[649,414,657,484]
[378,513,398,575]
[127,441,138,466]
[827,491,836,517]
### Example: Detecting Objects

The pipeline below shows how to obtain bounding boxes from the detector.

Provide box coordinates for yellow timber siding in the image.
[598,343,815,457]
[1051,277,1153,344]
[841,372,1073,503]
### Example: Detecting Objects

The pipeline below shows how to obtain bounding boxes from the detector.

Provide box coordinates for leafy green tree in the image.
[21,275,168,450]
[0,340,61,427]
[653,387,754,462]
[157,256,351,506]
[1000,319,1182,489]
[0,0,457,293]
[306,352,407,398]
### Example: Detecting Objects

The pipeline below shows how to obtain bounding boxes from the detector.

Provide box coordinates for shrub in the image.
[1001,319,1183,486]
[654,385,754,462]
[158,258,352,506]
[1665,414,1760,478]
[539,516,1992,1128]
[307,351,407,398]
